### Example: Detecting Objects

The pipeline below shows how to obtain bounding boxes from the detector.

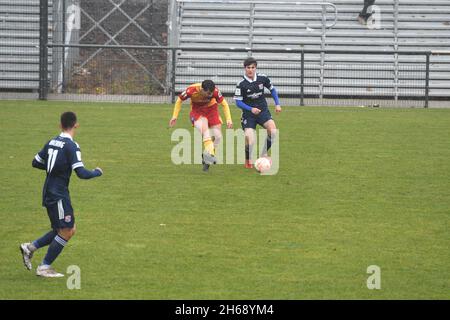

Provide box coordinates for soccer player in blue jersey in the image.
[20,111,103,278]
[233,57,282,168]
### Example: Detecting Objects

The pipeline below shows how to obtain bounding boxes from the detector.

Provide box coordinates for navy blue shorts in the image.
[241,109,273,130]
[45,198,75,230]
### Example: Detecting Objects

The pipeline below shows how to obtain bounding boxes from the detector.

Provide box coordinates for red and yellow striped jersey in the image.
[179,83,224,109]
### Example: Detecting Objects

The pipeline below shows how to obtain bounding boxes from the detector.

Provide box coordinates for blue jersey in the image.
[233,73,275,112]
[33,133,85,206]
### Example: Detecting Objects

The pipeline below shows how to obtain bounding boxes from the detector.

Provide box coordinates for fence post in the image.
[62,0,66,92]
[425,53,430,108]
[300,50,305,106]
[171,48,176,103]
[39,0,49,100]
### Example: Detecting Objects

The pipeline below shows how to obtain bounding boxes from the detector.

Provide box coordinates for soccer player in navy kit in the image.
[233,57,282,168]
[20,112,103,278]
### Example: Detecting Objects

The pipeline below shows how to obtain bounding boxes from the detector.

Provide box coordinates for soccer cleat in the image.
[20,243,33,271]
[202,151,217,165]
[244,160,253,169]
[36,265,64,278]
[201,154,210,172]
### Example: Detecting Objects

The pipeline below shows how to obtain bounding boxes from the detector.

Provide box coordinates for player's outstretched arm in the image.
[220,99,233,128]
[75,166,103,179]
[169,97,183,127]
[270,88,282,113]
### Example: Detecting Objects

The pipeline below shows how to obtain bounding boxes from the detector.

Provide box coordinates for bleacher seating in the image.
[1,0,449,102]
[171,0,450,100]
[0,0,52,91]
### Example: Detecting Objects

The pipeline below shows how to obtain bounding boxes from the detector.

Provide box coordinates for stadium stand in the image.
[1,0,449,105]
[0,0,53,91]
[170,0,450,102]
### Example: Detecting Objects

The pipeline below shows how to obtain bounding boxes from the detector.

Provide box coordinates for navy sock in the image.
[42,235,68,266]
[32,230,57,250]
[245,145,250,161]
[265,136,273,152]
[262,135,274,156]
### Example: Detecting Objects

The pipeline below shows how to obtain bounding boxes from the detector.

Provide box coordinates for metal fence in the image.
[51,44,168,96]
[1,0,450,107]
[0,0,168,99]
[50,0,168,96]
[42,44,448,108]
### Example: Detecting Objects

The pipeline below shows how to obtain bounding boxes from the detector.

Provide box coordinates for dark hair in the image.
[201,80,215,92]
[61,111,77,129]
[244,57,257,67]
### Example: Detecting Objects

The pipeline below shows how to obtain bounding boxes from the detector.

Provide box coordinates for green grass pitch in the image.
[0,100,449,299]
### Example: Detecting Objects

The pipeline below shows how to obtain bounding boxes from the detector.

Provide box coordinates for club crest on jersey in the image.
[65,215,72,223]
[259,83,264,90]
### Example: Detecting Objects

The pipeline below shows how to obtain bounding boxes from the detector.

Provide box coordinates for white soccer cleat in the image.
[20,243,33,271]
[36,265,64,278]
[202,152,217,165]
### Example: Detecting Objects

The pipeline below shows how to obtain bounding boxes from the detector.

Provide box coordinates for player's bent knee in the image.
[58,227,75,240]
[265,120,277,131]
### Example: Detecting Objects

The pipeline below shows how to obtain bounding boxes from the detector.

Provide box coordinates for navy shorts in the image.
[45,198,75,229]
[241,109,273,130]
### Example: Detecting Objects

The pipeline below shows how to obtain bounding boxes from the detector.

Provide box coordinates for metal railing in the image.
[41,43,450,108]
[175,0,339,29]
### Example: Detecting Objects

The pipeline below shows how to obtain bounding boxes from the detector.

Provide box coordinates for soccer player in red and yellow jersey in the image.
[169,80,233,171]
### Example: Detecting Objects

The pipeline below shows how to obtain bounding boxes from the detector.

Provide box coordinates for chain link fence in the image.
[45,45,442,108]
[50,0,168,97]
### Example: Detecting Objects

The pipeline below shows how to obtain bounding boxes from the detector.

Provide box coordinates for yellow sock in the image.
[203,138,215,156]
